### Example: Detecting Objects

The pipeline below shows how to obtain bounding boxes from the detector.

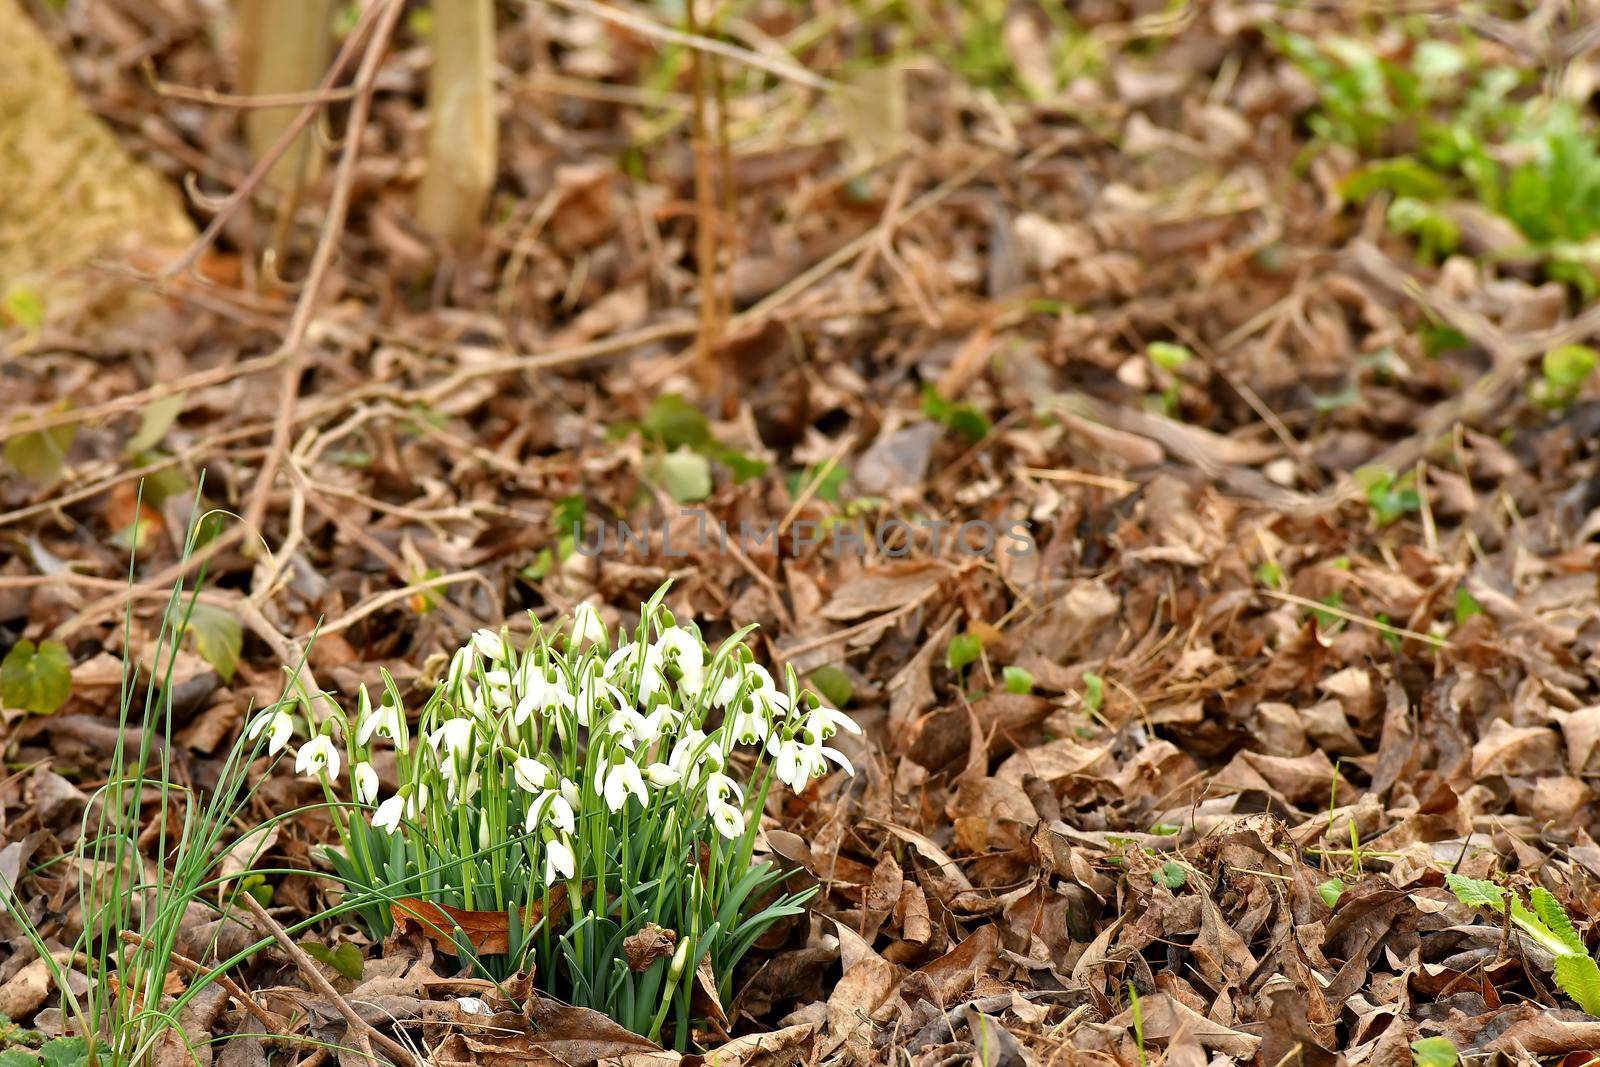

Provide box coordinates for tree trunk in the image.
[418,0,499,248]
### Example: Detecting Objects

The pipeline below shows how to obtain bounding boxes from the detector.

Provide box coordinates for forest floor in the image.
[6,0,1600,1064]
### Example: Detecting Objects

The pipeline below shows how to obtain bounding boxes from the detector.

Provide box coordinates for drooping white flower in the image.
[356,691,403,748]
[295,734,341,780]
[645,761,681,787]
[802,703,862,743]
[571,602,607,646]
[571,674,623,728]
[559,776,581,810]
[726,706,768,747]
[446,646,476,691]
[545,837,576,882]
[769,735,823,793]
[603,642,639,681]
[429,717,475,758]
[526,791,576,834]
[596,758,648,813]
[608,704,680,752]
[372,794,405,833]
[473,628,514,663]
[709,798,746,839]
[514,756,554,792]
[407,782,430,817]
[514,664,573,725]
[353,761,379,804]
[247,708,294,755]
[704,772,747,840]
[641,626,705,699]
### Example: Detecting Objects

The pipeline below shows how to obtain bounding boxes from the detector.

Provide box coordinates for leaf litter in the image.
[5,0,1600,1064]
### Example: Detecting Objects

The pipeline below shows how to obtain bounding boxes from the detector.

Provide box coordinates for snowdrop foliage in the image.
[292,584,856,1044]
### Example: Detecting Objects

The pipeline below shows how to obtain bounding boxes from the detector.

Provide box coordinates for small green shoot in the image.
[1454,586,1484,625]
[947,632,984,673]
[1129,982,1147,1067]
[1533,344,1598,409]
[1001,665,1034,695]
[1082,672,1104,714]
[1354,466,1421,527]
[921,384,991,443]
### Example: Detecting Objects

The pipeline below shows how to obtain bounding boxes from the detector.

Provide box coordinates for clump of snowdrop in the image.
[262,584,858,1045]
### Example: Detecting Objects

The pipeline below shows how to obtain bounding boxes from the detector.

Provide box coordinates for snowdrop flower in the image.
[559,776,581,810]
[545,837,576,882]
[571,602,607,646]
[641,626,705,699]
[445,646,476,691]
[473,628,513,663]
[430,717,475,759]
[356,691,403,748]
[247,708,294,755]
[441,764,480,804]
[709,798,746,840]
[705,772,746,840]
[526,791,576,834]
[353,761,379,805]
[802,703,862,743]
[295,734,340,780]
[660,729,722,788]
[603,642,640,681]
[609,704,679,752]
[714,664,790,714]
[514,664,572,725]
[514,756,553,792]
[407,782,430,816]
[726,706,768,748]
[645,761,681,787]
[571,674,623,728]
[769,735,838,793]
[596,758,648,813]
[372,794,405,833]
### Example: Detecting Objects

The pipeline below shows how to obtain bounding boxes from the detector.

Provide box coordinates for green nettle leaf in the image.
[655,449,713,503]
[1410,1036,1459,1067]
[3,414,77,487]
[1555,954,1600,1016]
[184,603,243,682]
[1318,878,1345,909]
[807,665,854,708]
[1445,873,1506,910]
[125,392,186,454]
[946,632,983,673]
[0,639,72,714]
[1002,665,1034,695]
[301,940,365,982]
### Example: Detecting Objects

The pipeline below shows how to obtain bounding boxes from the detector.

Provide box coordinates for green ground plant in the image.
[1279,29,1600,296]
[291,584,858,1047]
[1447,874,1600,1015]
